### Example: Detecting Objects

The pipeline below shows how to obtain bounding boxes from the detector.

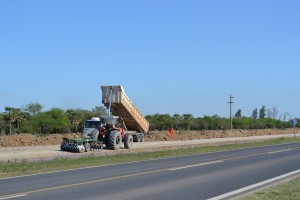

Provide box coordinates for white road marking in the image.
[169,160,223,171]
[268,149,292,154]
[0,194,27,200]
[207,169,300,200]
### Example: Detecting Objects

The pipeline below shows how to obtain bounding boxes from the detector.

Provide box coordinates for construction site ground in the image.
[0,129,299,162]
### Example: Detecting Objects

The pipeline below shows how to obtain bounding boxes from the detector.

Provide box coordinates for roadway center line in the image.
[0,194,27,200]
[207,169,300,200]
[268,149,292,154]
[169,160,223,171]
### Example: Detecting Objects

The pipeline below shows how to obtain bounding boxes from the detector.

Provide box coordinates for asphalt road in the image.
[1,142,300,200]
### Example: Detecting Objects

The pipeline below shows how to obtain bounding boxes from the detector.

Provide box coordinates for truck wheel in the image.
[133,135,138,142]
[108,130,122,150]
[84,142,91,152]
[124,134,133,149]
[135,135,140,142]
[140,135,145,142]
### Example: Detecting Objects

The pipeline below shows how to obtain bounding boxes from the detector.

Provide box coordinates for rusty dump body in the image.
[101,85,149,133]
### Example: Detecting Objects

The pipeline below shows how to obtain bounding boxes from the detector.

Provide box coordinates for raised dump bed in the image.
[101,85,149,133]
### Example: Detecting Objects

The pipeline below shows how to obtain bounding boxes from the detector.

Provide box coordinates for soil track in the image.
[0,128,298,147]
[0,128,299,162]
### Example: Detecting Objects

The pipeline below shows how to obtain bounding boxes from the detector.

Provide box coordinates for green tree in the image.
[4,107,28,133]
[0,113,6,135]
[30,108,70,134]
[235,109,242,118]
[92,106,107,117]
[259,105,266,119]
[251,108,258,119]
[190,117,209,130]
[182,114,193,130]
[233,117,252,129]
[158,114,172,130]
[66,109,84,132]
[25,102,43,116]
[172,114,182,129]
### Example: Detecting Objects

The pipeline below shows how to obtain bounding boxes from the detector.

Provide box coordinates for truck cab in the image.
[83,117,101,138]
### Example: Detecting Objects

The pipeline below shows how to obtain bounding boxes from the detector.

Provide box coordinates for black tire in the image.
[84,142,91,152]
[137,135,142,142]
[108,130,122,150]
[140,135,145,142]
[133,135,138,142]
[124,134,133,149]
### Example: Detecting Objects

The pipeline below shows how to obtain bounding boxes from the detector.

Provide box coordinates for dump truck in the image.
[61,85,149,153]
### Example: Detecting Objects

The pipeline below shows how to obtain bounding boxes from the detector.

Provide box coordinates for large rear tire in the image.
[108,130,122,150]
[124,134,133,149]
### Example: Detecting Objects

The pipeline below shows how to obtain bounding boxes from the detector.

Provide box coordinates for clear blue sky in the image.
[1,0,299,119]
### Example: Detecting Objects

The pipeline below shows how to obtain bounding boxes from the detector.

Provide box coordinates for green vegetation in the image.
[0,103,296,134]
[146,114,291,131]
[0,103,107,135]
[1,137,300,178]
[241,176,300,200]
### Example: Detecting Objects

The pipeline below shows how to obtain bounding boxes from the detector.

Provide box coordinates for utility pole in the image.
[228,95,234,130]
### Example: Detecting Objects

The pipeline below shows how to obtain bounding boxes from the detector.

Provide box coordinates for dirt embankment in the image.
[0,133,80,147]
[145,128,298,142]
[0,128,298,147]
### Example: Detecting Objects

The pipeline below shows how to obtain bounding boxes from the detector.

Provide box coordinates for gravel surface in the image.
[0,134,298,162]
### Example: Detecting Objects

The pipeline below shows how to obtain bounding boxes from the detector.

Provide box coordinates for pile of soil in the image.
[0,133,80,147]
[145,128,298,142]
[0,128,298,147]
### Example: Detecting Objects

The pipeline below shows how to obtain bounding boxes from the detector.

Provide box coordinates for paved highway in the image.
[1,142,300,200]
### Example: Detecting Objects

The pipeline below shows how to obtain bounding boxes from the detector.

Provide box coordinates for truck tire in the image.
[133,135,138,142]
[124,134,133,149]
[140,135,145,142]
[84,142,91,152]
[137,135,142,142]
[108,130,122,150]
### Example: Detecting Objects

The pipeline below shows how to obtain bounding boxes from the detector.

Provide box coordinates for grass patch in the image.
[241,176,300,200]
[1,137,300,178]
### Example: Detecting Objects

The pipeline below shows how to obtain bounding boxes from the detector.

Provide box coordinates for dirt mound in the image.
[0,128,298,147]
[0,133,80,147]
[145,128,298,142]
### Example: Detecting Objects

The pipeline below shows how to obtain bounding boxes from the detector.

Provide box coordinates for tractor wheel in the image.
[124,134,133,149]
[108,130,122,150]
[84,142,91,152]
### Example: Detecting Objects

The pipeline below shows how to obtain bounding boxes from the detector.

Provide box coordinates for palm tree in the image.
[173,114,183,129]
[182,114,193,130]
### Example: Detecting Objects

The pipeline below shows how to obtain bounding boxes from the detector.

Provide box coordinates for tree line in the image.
[146,105,294,131]
[0,103,295,135]
[0,103,107,135]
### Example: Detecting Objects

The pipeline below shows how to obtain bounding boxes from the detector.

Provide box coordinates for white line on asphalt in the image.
[169,160,223,171]
[0,194,27,200]
[268,149,292,154]
[207,169,300,200]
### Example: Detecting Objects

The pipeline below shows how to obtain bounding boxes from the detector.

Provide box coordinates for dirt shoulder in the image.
[1,128,298,147]
[0,133,299,162]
